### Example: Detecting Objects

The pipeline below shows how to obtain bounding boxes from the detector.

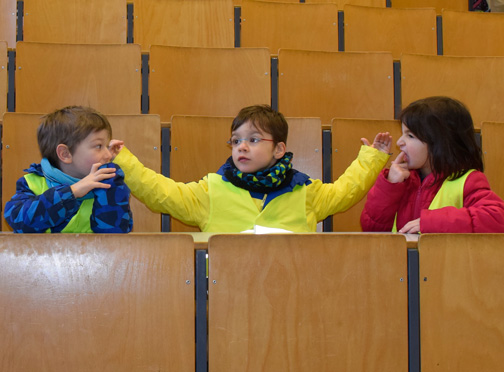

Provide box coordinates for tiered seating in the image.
[0,234,195,371]
[149,46,270,123]
[331,118,402,231]
[442,10,504,56]
[208,234,409,371]
[390,0,469,14]
[481,121,504,199]
[344,5,437,59]
[240,0,339,54]
[1,113,162,232]
[132,0,234,51]
[0,40,6,117]
[169,115,322,232]
[15,42,142,114]
[0,0,16,48]
[22,0,127,43]
[400,53,504,129]
[278,49,395,125]
[419,234,504,371]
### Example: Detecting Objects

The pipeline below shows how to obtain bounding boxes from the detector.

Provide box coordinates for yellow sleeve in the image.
[114,147,210,227]
[306,145,389,222]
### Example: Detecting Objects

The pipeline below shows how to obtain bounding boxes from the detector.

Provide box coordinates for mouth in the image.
[238,156,250,162]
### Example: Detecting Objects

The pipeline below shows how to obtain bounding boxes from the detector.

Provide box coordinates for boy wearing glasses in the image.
[109,105,391,232]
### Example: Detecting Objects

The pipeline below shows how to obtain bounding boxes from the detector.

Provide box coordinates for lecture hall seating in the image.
[278,49,395,125]
[208,234,409,372]
[0,0,16,48]
[400,53,504,129]
[331,118,402,231]
[240,0,339,54]
[22,0,127,44]
[0,234,195,372]
[15,42,142,114]
[390,0,469,14]
[344,5,437,60]
[418,234,504,371]
[442,9,504,56]
[0,40,7,118]
[481,121,504,199]
[149,46,271,123]
[1,113,162,232]
[132,0,234,51]
[169,115,323,232]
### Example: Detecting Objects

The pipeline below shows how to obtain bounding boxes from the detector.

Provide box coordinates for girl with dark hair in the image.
[361,96,504,233]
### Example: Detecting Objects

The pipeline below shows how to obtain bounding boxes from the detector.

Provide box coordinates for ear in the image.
[56,144,73,164]
[273,142,286,159]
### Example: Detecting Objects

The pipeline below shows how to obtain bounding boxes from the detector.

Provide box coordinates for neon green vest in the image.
[24,173,93,233]
[392,170,474,233]
[204,173,311,232]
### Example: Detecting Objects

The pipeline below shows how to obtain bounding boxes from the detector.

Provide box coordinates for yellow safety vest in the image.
[204,173,311,232]
[24,173,93,233]
[392,170,474,233]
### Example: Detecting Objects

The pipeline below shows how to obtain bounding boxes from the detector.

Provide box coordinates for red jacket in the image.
[360,169,504,233]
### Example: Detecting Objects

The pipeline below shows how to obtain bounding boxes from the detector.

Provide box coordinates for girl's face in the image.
[230,121,285,173]
[397,123,431,178]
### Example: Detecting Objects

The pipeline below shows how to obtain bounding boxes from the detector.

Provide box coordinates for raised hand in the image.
[388,151,410,183]
[108,139,124,160]
[361,132,393,154]
[70,163,116,198]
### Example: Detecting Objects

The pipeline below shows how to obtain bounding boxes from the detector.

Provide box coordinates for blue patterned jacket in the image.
[4,163,133,233]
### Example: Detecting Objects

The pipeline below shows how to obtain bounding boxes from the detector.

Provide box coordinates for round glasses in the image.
[227,136,274,147]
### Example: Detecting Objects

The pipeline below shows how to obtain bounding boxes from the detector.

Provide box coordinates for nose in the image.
[237,139,249,151]
[103,147,113,162]
[396,135,405,147]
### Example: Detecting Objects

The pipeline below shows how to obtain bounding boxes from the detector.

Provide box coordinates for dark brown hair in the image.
[38,106,112,168]
[231,105,288,144]
[399,96,483,182]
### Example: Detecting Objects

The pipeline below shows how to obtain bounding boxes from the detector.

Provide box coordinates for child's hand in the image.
[108,139,124,160]
[388,151,410,183]
[70,163,116,198]
[399,218,420,234]
[361,132,392,154]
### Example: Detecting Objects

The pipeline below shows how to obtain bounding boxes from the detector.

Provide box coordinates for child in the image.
[109,104,391,233]
[361,96,504,233]
[4,106,133,233]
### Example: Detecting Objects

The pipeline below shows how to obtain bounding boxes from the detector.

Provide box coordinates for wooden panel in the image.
[391,0,468,14]
[133,0,234,51]
[481,121,504,200]
[23,0,126,43]
[344,5,437,60]
[278,49,394,125]
[401,54,504,129]
[1,113,162,232]
[442,10,504,56]
[0,40,7,117]
[0,0,17,48]
[419,234,504,371]
[208,234,408,372]
[169,115,322,232]
[241,1,339,54]
[331,118,402,231]
[0,234,195,372]
[149,46,270,122]
[15,42,141,114]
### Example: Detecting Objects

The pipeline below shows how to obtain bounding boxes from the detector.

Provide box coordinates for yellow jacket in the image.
[114,146,389,232]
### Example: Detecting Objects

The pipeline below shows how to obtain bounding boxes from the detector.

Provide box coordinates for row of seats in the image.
[2,113,503,233]
[0,0,490,54]
[1,233,502,371]
[2,42,504,128]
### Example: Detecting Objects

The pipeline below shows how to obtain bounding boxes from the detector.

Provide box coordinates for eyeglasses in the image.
[227,136,274,147]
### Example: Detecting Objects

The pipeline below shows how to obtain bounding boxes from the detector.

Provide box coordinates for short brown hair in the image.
[38,106,112,168]
[231,105,288,144]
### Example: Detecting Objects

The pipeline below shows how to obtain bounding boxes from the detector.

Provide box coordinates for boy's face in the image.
[63,129,112,179]
[230,121,286,173]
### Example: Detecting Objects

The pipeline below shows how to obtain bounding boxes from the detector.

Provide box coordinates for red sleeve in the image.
[360,169,407,232]
[420,171,504,233]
